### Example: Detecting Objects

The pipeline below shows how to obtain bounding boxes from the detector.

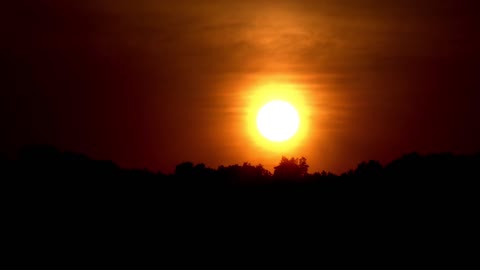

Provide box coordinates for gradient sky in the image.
[2,0,479,174]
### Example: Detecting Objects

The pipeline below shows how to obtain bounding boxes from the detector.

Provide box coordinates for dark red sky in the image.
[2,0,479,173]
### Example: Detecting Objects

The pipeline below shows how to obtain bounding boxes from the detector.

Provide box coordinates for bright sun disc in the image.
[256,100,300,142]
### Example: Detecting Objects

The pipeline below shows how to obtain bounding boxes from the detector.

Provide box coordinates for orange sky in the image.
[2,0,479,174]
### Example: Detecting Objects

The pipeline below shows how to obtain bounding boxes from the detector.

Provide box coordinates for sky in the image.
[2,0,479,174]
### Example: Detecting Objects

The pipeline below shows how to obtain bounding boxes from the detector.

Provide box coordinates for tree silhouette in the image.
[217,162,272,184]
[354,160,383,178]
[273,156,309,180]
[175,161,194,177]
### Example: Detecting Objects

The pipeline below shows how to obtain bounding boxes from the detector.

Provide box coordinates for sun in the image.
[256,100,300,142]
[245,81,310,151]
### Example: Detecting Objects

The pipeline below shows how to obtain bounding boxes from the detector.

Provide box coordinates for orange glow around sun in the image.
[246,81,310,152]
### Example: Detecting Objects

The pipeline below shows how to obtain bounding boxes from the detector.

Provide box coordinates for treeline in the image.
[3,144,479,221]
[4,144,480,182]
